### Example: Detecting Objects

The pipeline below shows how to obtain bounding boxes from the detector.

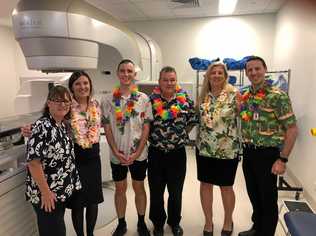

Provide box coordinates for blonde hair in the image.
[197,62,229,107]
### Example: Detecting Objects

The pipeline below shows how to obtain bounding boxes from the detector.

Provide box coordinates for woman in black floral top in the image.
[23,72,104,236]
[25,85,81,236]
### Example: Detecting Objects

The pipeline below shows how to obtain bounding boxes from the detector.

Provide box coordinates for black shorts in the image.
[111,160,147,181]
[196,149,239,186]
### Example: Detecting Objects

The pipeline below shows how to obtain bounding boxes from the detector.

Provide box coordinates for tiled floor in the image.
[95,147,296,236]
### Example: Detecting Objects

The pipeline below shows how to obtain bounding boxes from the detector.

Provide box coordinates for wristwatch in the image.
[278,156,288,163]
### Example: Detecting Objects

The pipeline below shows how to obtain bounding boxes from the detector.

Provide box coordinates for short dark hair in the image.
[117,59,135,72]
[43,85,72,119]
[159,66,177,80]
[245,56,267,70]
[68,71,93,95]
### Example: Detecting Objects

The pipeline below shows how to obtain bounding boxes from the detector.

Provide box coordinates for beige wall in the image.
[0,26,19,118]
[273,0,316,205]
[127,14,276,82]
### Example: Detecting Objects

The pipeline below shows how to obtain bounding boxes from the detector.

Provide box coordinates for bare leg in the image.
[200,182,213,232]
[132,180,147,215]
[220,186,235,230]
[114,179,128,218]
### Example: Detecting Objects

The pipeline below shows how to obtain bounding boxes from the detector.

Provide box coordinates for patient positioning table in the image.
[284,211,316,236]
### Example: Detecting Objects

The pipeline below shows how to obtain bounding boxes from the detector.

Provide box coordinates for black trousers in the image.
[148,145,187,228]
[33,202,66,236]
[242,145,279,236]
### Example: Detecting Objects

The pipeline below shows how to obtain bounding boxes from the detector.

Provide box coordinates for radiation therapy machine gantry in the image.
[0,1,162,235]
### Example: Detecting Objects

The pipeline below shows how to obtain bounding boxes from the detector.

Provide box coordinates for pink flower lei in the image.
[71,100,99,149]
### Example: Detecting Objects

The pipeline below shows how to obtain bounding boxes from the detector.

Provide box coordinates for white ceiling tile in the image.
[95,2,146,19]
[86,0,286,21]
[120,16,148,22]
[235,0,269,13]
[0,0,286,26]
[0,0,287,21]
[129,0,158,2]
[83,0,285,22]
[131,2,173,20]
[87,0,130,5]
[265,0,287,11]
[172,7,208,17]
[140,12,174,19]
[133,1,172,15]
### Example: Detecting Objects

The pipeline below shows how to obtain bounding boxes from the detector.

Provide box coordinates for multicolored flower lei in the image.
[152,86,188,120]
[71,100,100,149]
[240,87,266,121]
[113,84,139,133]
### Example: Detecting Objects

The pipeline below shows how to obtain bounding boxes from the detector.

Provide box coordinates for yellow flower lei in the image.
[71,100,99,149]
[201,90,228,128]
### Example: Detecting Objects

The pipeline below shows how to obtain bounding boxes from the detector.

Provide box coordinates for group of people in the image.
[24,56,297,236]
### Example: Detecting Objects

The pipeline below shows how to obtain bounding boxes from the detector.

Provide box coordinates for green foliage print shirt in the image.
[240,82,296,147]
[197,85,240,159]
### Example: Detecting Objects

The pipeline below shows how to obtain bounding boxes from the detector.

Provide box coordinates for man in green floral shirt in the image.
[239,56,298,236]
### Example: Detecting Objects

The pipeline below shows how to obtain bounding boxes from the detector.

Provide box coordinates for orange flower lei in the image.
[71,100,100,149]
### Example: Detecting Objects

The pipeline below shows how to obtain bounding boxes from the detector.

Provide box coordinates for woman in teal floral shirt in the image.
[196,62,240,236]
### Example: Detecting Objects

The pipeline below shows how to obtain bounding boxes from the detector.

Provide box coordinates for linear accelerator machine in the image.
[0,0,162,235]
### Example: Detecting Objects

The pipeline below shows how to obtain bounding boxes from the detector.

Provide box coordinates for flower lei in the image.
[240,87,266,121]
[113,84,139,133]
[152,85,187,120]
[71,100,99,149]
[201,90,228,128]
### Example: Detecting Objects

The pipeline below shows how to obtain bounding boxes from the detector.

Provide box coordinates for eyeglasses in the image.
[50,99,71,107]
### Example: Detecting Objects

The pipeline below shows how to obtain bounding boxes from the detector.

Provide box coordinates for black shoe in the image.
[203,230,213,236]
[153,227,164,236]
[221,222,233,236]
[238,228,256,236]
[112,223,127,236]
[203,223,213,236]
[171,225,183,236]
[137,223,151,236]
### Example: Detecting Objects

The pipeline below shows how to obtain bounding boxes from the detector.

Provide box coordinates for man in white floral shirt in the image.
[101,59,153,236]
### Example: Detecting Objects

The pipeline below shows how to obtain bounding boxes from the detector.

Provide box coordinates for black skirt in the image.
[67,143,104,208]
[196,148,239,186]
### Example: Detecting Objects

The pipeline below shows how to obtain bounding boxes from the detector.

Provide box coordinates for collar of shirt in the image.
[46,114,66,129]
[160,92,176,102]
[249,81,269,94]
